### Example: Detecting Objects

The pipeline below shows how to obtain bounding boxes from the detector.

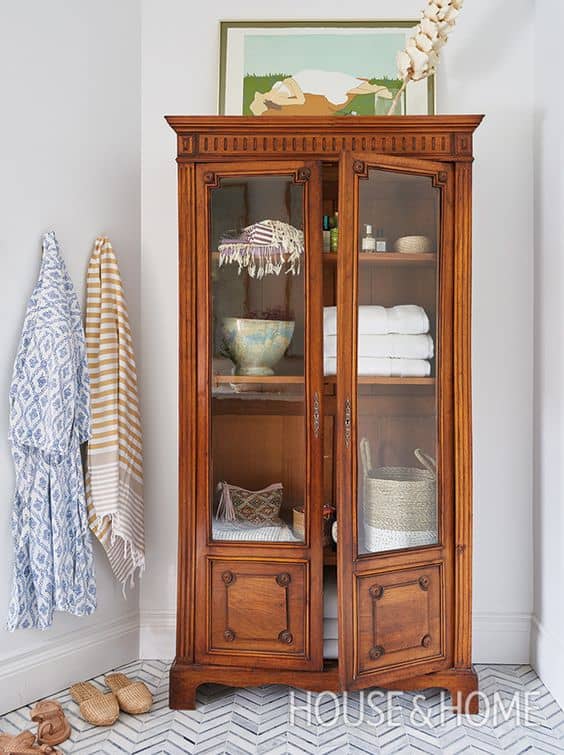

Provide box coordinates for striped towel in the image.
[85,236,144,591]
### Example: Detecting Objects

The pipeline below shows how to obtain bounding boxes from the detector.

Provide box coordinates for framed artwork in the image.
[219,21,435,117]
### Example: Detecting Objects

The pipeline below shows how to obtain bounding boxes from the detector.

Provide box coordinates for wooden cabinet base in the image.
[169,660,479,714]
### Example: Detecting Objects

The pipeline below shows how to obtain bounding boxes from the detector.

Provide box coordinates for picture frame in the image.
[219,20,435,117]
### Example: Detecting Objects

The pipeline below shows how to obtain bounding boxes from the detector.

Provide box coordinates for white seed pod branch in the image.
[388,0,463,115]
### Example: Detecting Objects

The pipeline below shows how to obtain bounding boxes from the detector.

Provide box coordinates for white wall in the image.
[0,1,141,713]
[140,0,535,663]
[531,0,564,709]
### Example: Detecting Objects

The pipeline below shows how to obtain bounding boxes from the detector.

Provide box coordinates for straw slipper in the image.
[69,682,119,726]
[30,700,70,747]
[104,673,152,715]
[0,730,60,753]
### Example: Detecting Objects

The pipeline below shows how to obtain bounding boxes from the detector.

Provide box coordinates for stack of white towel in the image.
[323,569,338,659]
[324,305,433,377]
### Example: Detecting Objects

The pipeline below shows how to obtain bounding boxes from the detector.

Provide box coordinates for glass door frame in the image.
[193,159,325,671]
[336,152,456,687]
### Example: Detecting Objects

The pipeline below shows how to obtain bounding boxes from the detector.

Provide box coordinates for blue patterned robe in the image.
[8,232,96,630]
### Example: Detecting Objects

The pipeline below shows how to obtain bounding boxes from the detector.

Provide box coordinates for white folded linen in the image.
[324,356,431,377]
[212,519,300,542]
[324,333,433,360]
[323,639,338,659]
[324,305,429,336]
[324,618,338,638]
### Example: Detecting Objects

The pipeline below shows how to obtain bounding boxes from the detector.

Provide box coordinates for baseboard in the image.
[531,615,564,709]
[139,608,532,665]
[0,612,139,715]
[140,609,176,660]
[473,611,532,663]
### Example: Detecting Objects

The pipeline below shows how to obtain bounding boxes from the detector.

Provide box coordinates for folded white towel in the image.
[324,639,338,659]
[323,618,338,639]
[324,305,429,336]
[324,333,433,360]
[324,356,431,377]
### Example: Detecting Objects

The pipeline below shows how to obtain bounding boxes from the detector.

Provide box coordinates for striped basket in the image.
[359,438,437,552]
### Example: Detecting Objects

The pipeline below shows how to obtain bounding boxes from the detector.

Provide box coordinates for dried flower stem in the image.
[388,79,408,116]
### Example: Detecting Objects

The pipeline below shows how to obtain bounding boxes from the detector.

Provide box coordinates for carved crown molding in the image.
[166,115,483,162]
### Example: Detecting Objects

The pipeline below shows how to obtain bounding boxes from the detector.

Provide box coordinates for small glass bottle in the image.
[375,228,388,253]
[330,211,339,253]
[361,224,376,252]
[322,215,331,253]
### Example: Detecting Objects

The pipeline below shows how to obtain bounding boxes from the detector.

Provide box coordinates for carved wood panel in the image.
[208,559,307,657]
[178,132,459,160]
[356,564,443,675]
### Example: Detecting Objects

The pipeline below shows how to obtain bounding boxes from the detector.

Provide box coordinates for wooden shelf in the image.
[324,376,435,385]
[214,374,303,384]
[213,252,436,265]
[323,252,436,265]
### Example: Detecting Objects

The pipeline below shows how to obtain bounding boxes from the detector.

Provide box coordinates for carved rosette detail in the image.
[369,645,385,660]
[276,572,291,587]
[418,576,430,591]
[203,171,216,185]
[278,630,294,644]
[353,160,366,175]
[421,634,432,648]
[296,167,311,183]
[223,629,235,642]
[222,570,235,586]
[369,584,384,600]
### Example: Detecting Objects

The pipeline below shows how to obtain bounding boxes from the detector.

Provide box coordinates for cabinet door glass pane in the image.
[209,175,306,543]
[356,169,439,555]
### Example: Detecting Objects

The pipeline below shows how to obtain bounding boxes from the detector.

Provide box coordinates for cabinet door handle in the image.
[344,398,352,449]
[312,391,320,438]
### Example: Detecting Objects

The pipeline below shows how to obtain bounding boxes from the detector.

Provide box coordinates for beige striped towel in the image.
[85,236,144,591]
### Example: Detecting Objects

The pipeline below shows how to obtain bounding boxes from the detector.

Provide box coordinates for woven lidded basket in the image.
[360,438,437,533]
[293,506,331,545]
[292,506,305,538]
[394,235,433,254]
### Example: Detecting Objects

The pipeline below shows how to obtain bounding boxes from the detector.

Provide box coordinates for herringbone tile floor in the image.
[1,662,563,754]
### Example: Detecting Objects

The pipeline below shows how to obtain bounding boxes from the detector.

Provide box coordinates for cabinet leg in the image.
[449,669,480,714]
[170,684,197,710]
[169,661,199,710]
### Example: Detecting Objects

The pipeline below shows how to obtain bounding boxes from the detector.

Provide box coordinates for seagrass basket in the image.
[359,438,437,551]
[394,235,433,253]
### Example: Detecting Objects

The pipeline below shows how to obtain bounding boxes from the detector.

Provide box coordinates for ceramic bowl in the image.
[222,317,295,376]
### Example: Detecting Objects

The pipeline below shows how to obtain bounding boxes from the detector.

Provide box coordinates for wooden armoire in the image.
[166,115,483,711]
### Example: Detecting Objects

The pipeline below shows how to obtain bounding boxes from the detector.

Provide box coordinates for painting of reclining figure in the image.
[219,22,434,117]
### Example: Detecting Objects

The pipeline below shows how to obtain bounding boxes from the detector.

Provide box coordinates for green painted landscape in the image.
[242,74,404,116]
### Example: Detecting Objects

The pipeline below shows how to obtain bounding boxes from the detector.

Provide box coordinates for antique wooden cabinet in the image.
[166,115,483,711]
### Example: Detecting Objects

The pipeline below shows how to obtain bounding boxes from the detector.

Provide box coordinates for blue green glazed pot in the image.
[222,317,295,376]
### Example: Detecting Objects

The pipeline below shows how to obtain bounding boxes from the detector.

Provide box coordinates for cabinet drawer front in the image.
[356,564,443,676]
[207,558,307,659]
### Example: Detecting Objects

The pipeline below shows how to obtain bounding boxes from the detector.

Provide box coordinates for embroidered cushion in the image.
[216,481,283,525]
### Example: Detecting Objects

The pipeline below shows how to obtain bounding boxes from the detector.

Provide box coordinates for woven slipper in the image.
[30,700,71,746]
[104,673,153,715]
[0,731,60,753]
[69,682,119,726]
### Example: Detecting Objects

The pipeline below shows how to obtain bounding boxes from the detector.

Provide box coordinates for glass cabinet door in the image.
[202,166,317,545]
[336,154,453,687]
[354,165,440,555]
